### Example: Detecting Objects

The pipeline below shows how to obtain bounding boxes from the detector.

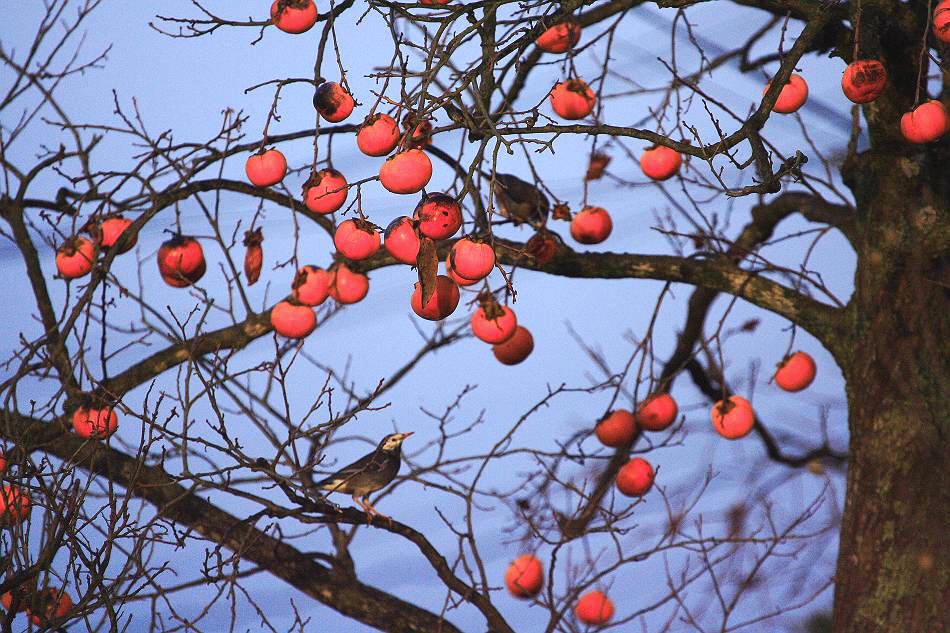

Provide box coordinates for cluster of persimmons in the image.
[35,0,950,625]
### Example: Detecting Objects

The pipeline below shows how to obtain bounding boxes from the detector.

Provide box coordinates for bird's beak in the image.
[398,432,414,441]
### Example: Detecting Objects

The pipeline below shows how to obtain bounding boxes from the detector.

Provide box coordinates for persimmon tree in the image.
[1,1,948,632]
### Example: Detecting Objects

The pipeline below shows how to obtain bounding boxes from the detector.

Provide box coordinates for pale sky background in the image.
[2,2,858,631]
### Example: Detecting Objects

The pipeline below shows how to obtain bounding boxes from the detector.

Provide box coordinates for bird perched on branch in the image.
[483,171,550,228]
[311,432,413,522]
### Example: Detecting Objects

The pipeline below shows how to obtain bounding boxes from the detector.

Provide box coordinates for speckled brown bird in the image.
[312,432,413,521]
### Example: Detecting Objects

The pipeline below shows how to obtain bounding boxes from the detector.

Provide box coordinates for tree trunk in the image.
[833,144,950,632]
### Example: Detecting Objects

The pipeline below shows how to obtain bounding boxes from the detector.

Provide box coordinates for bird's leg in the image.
[351,494,373,524]
[360,496,393,526]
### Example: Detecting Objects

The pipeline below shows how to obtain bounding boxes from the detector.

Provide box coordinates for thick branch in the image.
[498,243,844,350]
[0,411,465,633]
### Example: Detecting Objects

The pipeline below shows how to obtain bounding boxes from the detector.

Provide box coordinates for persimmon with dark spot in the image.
[313,82,355,123]
[414,193,462,239]
[637,393,678,432]
[841,60,887,104]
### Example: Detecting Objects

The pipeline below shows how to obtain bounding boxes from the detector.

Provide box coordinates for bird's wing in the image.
[314,451,386,490]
